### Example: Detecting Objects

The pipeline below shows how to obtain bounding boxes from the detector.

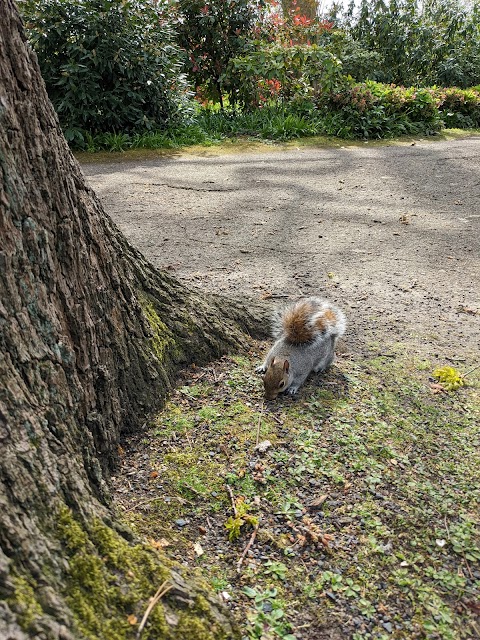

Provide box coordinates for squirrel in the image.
[256,296,346,400]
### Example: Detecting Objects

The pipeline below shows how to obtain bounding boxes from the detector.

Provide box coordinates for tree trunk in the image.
[0,2,268,637]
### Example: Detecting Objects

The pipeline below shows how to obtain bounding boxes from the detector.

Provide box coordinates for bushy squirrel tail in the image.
[272,297,346,345]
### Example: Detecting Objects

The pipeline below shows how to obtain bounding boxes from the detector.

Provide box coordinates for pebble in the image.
[382,622,393,633]
[175,519,187,527]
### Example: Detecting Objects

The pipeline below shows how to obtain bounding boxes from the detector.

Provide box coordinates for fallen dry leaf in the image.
[194,541,204,557]
[308,495,328,509]
[463,600,480,614]
[149,537,170,549]
[165,611,179,626]
[429,383,447,394]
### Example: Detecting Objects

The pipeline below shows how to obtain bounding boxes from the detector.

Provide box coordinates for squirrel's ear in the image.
[283,360,290,373]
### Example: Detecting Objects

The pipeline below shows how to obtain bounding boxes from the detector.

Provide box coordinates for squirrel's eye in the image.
[279,381,285,389]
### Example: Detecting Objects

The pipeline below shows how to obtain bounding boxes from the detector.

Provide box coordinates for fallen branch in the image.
[137,581,172,639]
[237,518,260,574]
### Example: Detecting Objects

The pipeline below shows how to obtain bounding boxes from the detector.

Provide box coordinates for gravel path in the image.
[82,136,480,362]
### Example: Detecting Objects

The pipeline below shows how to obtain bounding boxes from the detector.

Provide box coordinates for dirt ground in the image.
[82,135,479,364]
[81,136,480,639]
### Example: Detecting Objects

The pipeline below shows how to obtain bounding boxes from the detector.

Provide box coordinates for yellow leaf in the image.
[432,366,466,391]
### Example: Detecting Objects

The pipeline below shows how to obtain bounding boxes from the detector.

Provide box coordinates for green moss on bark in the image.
[139,296,180,364]
[53,505,237,639]
[8,575,43,631]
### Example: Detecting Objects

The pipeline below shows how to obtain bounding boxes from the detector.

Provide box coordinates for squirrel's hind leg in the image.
[313,337,336,372]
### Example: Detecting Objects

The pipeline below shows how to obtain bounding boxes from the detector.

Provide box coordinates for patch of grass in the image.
[116,351,479,640]
[69,104,343,152]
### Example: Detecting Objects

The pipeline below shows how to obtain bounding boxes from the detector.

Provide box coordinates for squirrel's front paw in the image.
[286,386,299,396]
[255,364,267,374]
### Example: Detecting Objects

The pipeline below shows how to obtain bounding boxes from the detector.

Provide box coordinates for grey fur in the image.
[257,297,346,398]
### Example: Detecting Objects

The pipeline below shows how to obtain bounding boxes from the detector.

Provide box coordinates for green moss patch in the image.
[9,575,43,630]
[53,505,234,639]
[139,295,180,364]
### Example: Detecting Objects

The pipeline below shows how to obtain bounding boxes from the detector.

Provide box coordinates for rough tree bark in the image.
[0,1,268,638]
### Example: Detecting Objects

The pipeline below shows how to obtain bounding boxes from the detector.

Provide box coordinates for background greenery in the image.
[22,0,192,147]
[21,0,480,150]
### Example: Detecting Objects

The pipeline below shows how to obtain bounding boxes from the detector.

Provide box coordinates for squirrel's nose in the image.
[265,392,278,401]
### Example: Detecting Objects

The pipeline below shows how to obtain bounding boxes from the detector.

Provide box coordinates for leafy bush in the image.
[256,1,335,47]
[436,87,480,128]
[338,0,480,88]
[231,44,342,108]
[22,0,192,142]
[322,31,384,82]
[318,80,445,139]
[174,0,260,107]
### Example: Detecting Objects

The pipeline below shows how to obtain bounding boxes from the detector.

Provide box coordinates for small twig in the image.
[464,558,474,579]
[211,367,218,383]
[123,499,157,513]
[137,581,172,639]
[463,363,480,378]
[237,519,260,574]
[295,624,313,630]
[183,483,203,497]
[226,484,237,517]
[444,515,450,540]
[256,401,264,447]
[269,413,283,425]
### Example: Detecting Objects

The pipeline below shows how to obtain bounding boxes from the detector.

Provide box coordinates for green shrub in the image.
[339,0,480,88]
[22,0,192,143]
[174,0,259,107]
[436,87,480,128]
[230,44,342,108]
[318,80,443,139]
